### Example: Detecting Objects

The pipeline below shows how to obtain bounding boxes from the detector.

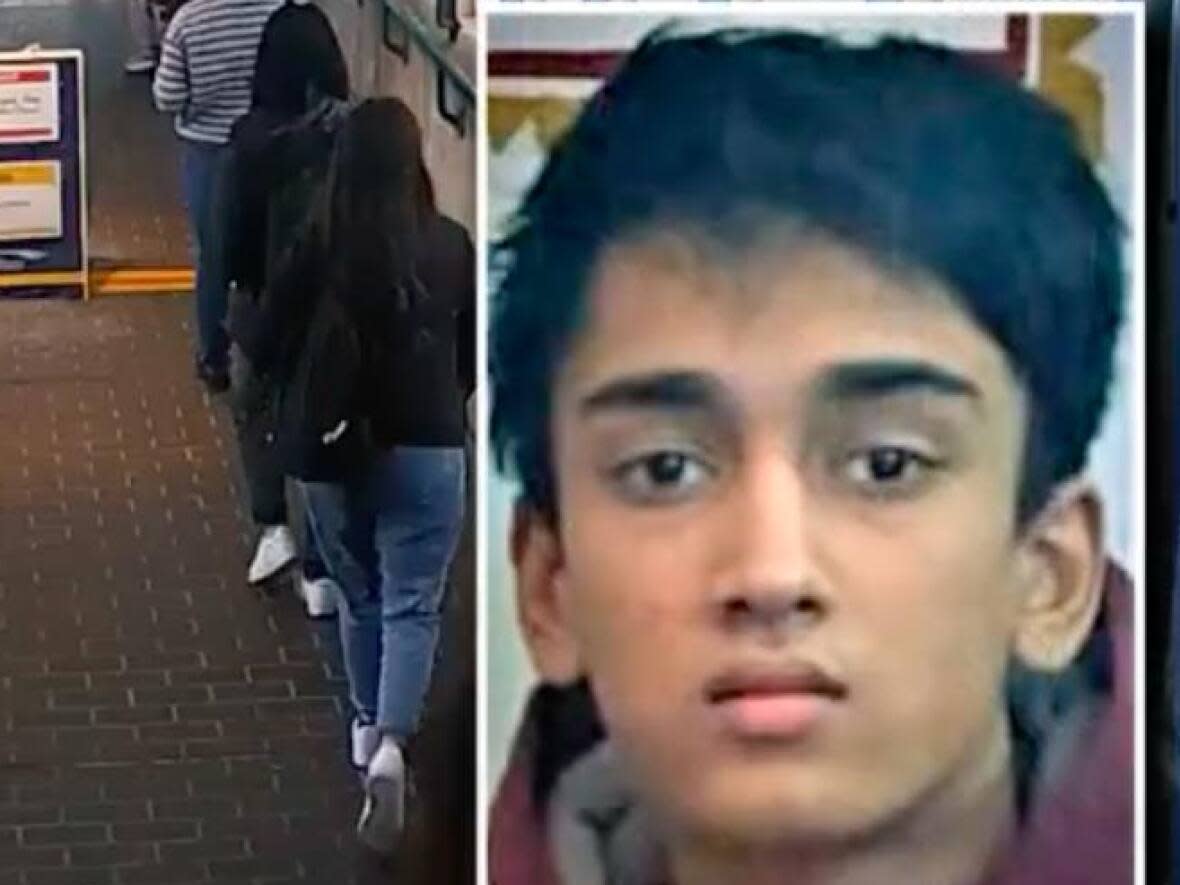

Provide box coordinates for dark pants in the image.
[229,345,326,579]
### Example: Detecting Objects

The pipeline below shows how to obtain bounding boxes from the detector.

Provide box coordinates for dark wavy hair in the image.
[268,98,437,375]
[490,27,1125,526]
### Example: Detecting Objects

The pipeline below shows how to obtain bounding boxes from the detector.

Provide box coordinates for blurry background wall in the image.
[318,0,476,233]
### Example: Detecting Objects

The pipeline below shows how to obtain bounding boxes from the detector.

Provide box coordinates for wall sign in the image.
[0,160,62,240]
[0,50,87,299]
[0,63,60,144]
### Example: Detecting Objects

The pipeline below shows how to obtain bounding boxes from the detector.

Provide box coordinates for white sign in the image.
[0,62,59,144]
[0,160,62,241]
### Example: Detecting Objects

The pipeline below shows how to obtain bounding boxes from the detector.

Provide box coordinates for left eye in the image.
[609,449,715,505]
[841,445,940,493]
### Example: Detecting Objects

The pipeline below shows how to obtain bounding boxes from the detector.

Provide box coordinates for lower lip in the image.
[712,693,833,739]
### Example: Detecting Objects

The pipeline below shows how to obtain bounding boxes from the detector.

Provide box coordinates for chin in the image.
[663,767,902,850]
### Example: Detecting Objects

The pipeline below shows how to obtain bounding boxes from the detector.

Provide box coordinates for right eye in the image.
[609,449,715,505]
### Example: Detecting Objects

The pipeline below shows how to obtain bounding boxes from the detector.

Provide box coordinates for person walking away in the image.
[266,98,474,853]
[124,0,159,74]
[218,0,351,612]
[152,0,283,393]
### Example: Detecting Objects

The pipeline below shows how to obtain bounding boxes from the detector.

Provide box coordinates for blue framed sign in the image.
[0,49,87,299]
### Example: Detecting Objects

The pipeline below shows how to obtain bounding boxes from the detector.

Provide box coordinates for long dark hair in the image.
[270,98,437,373]
[322,98,436,325]
[252,1,350,115]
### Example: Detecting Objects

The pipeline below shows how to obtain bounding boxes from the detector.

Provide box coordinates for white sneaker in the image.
[247,525,298,585]
[297,575,338,618]
[357,737,405,854]
[123,54,156,74]
[351,719,380,769]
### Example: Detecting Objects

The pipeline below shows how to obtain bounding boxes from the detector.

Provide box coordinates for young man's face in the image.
[516,229,1101,850]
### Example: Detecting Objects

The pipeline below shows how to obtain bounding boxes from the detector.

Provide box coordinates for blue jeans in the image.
[180,139,229,371]
[301,447,466,738]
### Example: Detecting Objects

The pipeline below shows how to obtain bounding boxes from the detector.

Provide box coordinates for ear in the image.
[1012,480,1106,673]
[511,500,583,685]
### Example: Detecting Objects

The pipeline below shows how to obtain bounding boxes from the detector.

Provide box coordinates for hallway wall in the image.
[318,0,476,233]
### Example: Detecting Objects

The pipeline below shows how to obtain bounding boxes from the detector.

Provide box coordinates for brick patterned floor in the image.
[0,297,475,884]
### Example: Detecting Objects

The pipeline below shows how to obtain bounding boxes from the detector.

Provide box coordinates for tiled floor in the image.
[0,297,475,885]
[2,4,476,880]
[1,0,192,268]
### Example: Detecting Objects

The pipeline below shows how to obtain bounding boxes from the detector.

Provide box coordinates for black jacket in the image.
[363,212,475,450]
[220,99,345,368]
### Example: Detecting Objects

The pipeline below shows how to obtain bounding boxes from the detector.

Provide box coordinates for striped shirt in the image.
[153,0,284,144]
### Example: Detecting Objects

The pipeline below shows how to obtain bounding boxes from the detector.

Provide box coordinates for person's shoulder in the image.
[278,108,340,173]
[168,0,213,24]
[167,0,227,32]
[433,214,474,253]
[418,214,474,277]
[431,216,474,309]
[164,0,196,32]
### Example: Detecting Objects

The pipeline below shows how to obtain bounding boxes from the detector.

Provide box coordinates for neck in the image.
[670,720,1016,885]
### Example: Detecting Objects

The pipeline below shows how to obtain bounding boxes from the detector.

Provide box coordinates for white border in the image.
[477,6,1146,885]
[476,4,491,883]
[1024,11,1042,90]
[1132,7,1146,882]
[76,50,87,301]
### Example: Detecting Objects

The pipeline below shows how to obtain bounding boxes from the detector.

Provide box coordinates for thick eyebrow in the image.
[813,360,982,407]
[578,370,732,418]
[576,361,981,421]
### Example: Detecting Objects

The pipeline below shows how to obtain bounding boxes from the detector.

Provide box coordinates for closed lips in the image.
[706,664,848,703]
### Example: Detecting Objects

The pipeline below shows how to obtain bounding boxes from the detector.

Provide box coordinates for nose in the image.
[710,447,827,638]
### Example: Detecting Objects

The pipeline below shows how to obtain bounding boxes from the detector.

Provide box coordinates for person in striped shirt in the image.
[152,0,285,392]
